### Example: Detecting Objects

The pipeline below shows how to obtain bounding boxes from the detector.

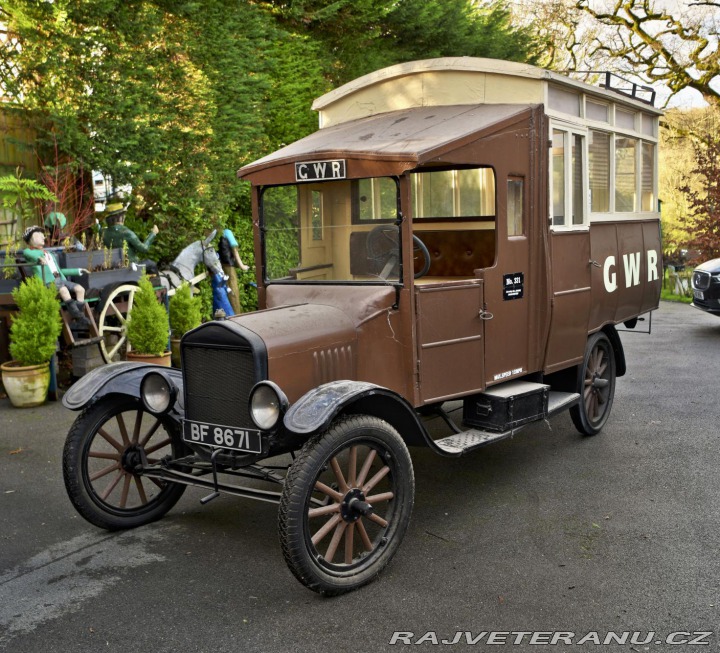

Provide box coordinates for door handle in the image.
[479,309,494,320]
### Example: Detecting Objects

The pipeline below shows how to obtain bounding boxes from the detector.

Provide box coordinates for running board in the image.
[432,390,580,456]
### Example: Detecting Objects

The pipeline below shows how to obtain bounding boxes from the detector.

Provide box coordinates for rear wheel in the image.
[570,332,616,436]
[63,397,186,530]
[279,415,414,595]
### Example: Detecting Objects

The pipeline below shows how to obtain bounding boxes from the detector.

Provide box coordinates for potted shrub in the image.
[1,276,62,407]
[125,274,171,366]
[168,281,202,367]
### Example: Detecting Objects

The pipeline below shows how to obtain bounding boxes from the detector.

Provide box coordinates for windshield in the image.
[261,177,400,283]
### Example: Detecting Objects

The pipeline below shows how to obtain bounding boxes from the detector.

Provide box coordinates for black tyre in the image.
[570,331,616,436]
[279,415,414,595]
[63,397,187,530]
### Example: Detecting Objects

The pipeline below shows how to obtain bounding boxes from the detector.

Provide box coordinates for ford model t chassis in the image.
[62,59,662,594]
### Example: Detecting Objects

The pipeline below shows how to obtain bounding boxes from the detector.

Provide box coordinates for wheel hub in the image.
[120,446,145,474]
[340,488,373,523]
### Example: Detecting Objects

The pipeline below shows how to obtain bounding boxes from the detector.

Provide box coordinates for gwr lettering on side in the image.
[603,250,659,293]
[295,159,346,182]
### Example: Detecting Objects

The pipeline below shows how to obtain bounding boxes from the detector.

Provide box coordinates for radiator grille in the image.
[693,271,711,291]
[183,345,257,427]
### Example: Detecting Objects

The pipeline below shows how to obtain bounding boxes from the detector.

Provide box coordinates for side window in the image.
[507,177,524,236]
[354,177,397,223]
[311,190,323,240]
[551,127,587,228]
[589,130,610,212]
[615,136,638,212]
[411,168,495,219]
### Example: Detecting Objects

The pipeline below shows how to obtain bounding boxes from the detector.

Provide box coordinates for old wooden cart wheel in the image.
[570,331,616,436]
[279,415,414,595]
[62,397,186,530]
[96,283,138,363]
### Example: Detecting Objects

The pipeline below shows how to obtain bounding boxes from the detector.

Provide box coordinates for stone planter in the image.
[76,267,142,291]
[0,277,20,294]
[0,360,50,407]
[60,248,123,271]
[126,351,172,367]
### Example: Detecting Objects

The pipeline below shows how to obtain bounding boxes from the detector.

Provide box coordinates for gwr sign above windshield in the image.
[295,160,346,182]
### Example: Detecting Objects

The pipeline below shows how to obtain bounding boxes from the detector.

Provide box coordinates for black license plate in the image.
[183,420,262,453]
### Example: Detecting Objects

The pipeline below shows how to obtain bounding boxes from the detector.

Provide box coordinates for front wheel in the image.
[278,415,414,595]
[63,397,187,530]
[570,331,616,436]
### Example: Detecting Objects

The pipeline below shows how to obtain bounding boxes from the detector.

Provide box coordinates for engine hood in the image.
[695,258,720,273]
[227,303,358,402]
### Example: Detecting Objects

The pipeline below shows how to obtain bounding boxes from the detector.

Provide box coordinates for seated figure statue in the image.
[21,226,89,321]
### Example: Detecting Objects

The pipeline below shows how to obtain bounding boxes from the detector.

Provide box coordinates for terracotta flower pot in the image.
[125,351,172,367]
[0,360,51,408]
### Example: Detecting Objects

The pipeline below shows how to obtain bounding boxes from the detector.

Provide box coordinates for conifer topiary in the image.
[126,275,169,356]
[9,276,62,366]
[168,281,202,337]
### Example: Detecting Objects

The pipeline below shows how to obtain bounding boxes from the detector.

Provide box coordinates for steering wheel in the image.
[366,225,431,280]
[412,234,431,279]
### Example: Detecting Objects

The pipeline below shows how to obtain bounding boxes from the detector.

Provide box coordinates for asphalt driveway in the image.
[1,300,718,652]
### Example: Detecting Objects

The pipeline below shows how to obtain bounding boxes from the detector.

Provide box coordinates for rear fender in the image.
[283,380,430,447]
[62,362,185,416]
[601,324,626,377]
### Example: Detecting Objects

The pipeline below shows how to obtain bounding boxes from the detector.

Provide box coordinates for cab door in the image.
[415,280,485,404]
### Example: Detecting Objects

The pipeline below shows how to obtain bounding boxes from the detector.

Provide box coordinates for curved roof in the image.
[238,103,532,180]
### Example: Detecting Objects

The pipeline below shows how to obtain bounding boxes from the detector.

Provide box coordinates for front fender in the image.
[62,362,185,415]
[283,380,431,448]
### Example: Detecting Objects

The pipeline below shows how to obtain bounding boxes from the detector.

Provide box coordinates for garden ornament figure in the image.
[156,230,234,317]
[22,225,90,322]
[218,228,249,314]
[101,202,159,271]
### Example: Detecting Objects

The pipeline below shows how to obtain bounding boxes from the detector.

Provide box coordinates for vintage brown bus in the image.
[62,58,662,595]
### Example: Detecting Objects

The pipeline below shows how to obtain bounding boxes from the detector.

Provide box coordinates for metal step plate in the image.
[434,428,513,455]
[433,390,581,456]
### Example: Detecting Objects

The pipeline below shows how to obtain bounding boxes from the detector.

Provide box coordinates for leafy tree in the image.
[1,0,544,310]
[679,133,720,260]
[0,0,275,261]
[575,0,720,107]
[266,0,542,85]
[0,169,58,238]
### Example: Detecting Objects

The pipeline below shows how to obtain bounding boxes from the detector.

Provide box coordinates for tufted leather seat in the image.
[350,228,496,278]
[414,229,495,277]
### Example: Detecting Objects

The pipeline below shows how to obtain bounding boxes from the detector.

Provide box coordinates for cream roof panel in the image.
[312,57,660,128]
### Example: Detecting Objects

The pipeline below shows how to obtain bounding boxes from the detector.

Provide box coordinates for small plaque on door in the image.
[503,272,524,300]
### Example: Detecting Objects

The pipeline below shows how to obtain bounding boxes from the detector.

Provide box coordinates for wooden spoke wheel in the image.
[62,397,186,530]
[279,415,414,595]
[570,331,616,436]
[96,283,139,363]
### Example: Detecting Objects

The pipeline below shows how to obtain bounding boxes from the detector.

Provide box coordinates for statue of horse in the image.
[159,229,234,316]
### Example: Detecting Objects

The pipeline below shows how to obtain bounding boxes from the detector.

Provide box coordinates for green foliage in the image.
[0,170,58,237]
[679,136,720,260]
[265,0,541,85]
[126,274,169,355]
[9,276,62,366]
[1,0,541,280]
[168,281,202,336]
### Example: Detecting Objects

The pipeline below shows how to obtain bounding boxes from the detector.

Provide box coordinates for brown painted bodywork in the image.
[234,103,661,407]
